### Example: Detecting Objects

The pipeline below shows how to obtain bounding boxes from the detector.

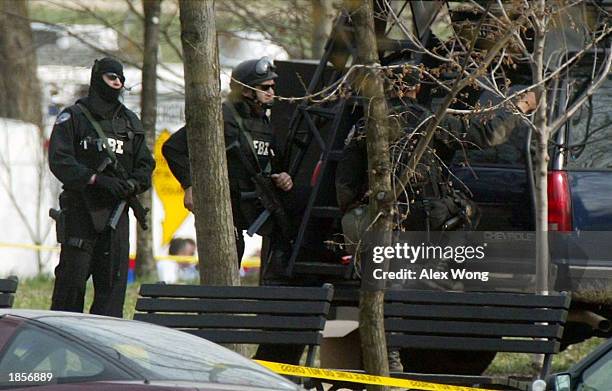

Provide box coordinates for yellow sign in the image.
[255,361,496,391]
[153,129,190,246]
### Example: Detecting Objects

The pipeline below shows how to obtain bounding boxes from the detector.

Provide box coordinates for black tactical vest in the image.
[70,103,143,209]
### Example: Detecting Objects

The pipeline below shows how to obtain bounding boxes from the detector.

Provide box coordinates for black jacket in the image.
[48,97,155,209]
[162,98,281,229]
[335,98,524,214]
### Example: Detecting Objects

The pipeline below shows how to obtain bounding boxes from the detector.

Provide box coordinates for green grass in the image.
[487,338,606,375]
[13,274,142,319]
[12,275,607,375]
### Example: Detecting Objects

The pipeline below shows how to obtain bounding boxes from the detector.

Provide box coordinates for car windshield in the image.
[39,315,298,390]
[577,346,612,391]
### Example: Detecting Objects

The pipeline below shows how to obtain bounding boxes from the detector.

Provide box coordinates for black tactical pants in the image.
[51,204,129,318]
[235,227,245,266]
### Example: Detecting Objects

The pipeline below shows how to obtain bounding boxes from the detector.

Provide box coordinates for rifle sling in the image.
[76,103,121,165]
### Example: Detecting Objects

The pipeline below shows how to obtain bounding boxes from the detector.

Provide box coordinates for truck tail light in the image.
[548,171,572,232]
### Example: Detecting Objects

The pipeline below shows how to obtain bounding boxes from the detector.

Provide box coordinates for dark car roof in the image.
[0,309,303,391]
[0,309,116,320]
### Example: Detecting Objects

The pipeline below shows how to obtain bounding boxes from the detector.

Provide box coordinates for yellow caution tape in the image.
[0,242,59,252]
[0,242,261,268]
[255,360,496,391]
[153,255,260,268]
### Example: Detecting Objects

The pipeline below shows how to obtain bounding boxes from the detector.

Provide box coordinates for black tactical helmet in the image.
[230,57,278,89]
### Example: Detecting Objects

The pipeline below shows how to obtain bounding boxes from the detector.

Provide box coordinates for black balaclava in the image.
[88,57,125,103]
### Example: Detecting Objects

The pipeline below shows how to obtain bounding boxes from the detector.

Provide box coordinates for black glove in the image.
[126,179,140,195]
[95,175,132,198]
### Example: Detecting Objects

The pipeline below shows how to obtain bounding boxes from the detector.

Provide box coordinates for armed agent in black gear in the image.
[336,65,537,235]
[164,57,307,366]
[336,63,536,373]
[48,58,155,318]
[163,56,296,265]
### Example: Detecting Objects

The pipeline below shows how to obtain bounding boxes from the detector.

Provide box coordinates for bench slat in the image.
[385,291,571,309]
[384,304,567,322]
[0,294,14,308]
[136,298,330,315]
[134,313,326,330]
[0,279,18,294]
[139,284,333,301]
[385,319,563,338]
[186,329,321,345]
[387,335,560,353]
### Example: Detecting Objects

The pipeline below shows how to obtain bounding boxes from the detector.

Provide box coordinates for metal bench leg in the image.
[302,345,317,389]
[305,345,317,367]
[539,353,553,379]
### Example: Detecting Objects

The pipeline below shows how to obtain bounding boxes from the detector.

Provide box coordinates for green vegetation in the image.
[13,275,605,375]
[13,274,141,319]
[487,338,605,375]
[28,2,183,63]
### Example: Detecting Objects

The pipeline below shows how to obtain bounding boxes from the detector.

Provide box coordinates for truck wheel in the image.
[400,348,496,375]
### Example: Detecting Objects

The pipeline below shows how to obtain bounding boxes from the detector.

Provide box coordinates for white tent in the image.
[0,118,59,277]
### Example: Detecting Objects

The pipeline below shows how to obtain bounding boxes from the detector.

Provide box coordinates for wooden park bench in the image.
[317,288,570,391]
[133,283,334,368]
[381,290,571,388]
[0,277,18,309]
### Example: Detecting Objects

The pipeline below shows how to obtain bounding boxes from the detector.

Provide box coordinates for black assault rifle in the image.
[226,141,292,241]
[74,102,149,231]
[104,158,150,231]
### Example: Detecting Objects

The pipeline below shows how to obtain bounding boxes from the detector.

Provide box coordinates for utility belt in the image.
[49,191,121,253]
[49,208,96,253]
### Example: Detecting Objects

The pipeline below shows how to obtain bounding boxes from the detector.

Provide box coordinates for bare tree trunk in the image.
[530,0,550,296]
[179,0,240,287]
[136,0,162,279]
[311,0,334,58]
[529,0,550,377]
[0,1,45,272]
[345,1,391,388]
[0,1,42,129]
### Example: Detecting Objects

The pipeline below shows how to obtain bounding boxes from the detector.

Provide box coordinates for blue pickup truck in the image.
[449,66,612,343]
[453,73,612,232]
[271,57,612,342]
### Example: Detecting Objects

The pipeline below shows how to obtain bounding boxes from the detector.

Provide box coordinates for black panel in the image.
[385,319,563,338]
[136,298,330,315]
[139,284,333,301]
[186,329,321,345]
[384,304,567,322]
[0,294,14,308]
[385,290,571,309]
[133,313,325,330]
[387,335,560,353]
[0,278,18,293]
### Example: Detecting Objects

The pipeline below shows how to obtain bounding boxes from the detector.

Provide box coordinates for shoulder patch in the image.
[54,112,71,125]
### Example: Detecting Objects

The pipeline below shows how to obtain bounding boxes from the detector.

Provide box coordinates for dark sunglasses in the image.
[255,56,276,75]
[104,72,121,82]
[257,84,275,91]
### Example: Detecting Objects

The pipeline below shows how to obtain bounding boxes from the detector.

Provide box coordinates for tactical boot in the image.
[387,349,404,372]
